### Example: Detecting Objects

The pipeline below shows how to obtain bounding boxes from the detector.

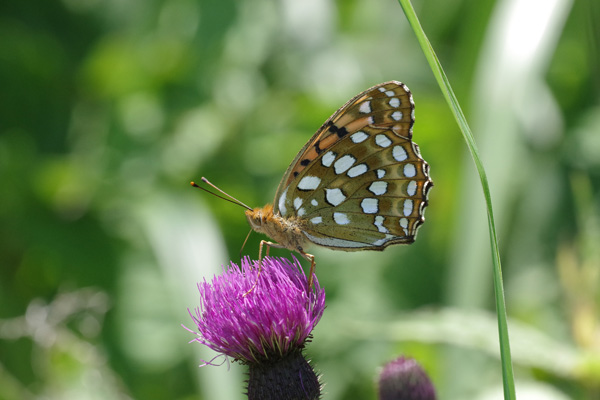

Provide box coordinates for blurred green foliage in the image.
[1,0,599,399]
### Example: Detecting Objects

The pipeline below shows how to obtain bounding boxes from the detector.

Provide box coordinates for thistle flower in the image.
[378,357,436,400]
[187,257,325,400]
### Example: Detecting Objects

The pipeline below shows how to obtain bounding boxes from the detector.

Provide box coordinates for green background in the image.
[1,0,598,399]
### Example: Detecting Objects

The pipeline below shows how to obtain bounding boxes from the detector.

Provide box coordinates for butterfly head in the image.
[245,204,275,233]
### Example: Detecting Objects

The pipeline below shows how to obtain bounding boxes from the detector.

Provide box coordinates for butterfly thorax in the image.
[245,204,309,253]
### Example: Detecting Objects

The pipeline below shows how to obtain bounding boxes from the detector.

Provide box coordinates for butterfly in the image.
[195,81,432,287]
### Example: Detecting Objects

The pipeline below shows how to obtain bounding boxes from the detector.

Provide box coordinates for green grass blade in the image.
[396,1,516,399]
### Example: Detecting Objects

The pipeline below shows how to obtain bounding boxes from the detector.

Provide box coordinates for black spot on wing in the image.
[314,140,323,154]
[329,122,349,138]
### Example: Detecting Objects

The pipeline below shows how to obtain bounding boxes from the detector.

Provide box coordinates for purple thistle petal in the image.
[186,256,325,364]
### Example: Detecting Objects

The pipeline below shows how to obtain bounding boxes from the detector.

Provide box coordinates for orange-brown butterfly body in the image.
[245,205,309,254]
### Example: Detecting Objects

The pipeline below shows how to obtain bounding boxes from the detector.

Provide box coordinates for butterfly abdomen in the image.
[245,204,310,253]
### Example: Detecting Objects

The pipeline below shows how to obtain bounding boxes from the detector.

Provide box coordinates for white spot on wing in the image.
[311,199,318,206]
[333,212,350,225]
[278,187,288,216]
[373,234,395,246]
[347,163,368,178]
[359,101,371,114]
[391,111,403,121]
[404,163,416,177]
[334,155,356,174]
[407,181,417,196]
[325,188,346,206]
[393,146,408,161]
[351,131,369,143]
[369,181,388,195]
[376,169,386,179]
[375,134,392,148]
[385,90,395,97]
[297,207,306,217]
[374,215,388,233]
[389,97,400,108]
[403,199,413,216]
[298,176,321,190]
[293,197,303,210]
[361,198,378,214]
[310,216,322,224]
[400,217,409,235]
[321,151,336,167]
[303,232,369,248]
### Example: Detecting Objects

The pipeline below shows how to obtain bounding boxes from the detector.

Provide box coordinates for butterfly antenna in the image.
[191,178,253,211]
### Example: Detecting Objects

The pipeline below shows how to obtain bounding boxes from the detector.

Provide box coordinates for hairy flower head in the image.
[378,356,436,400]
[187,256,325,364]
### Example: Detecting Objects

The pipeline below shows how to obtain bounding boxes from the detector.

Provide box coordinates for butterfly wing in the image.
[273,81,432,251]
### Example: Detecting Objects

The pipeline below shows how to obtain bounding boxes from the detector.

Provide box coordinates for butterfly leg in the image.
[259,240,287,264]
[243,240,285,297]
[298,249,316,290]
